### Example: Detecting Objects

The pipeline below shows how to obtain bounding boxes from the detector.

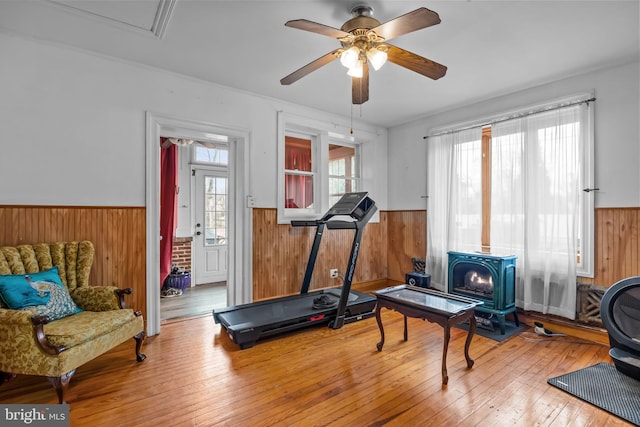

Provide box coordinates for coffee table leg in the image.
[442,325,450,385]
[376,306,385,351]
[403,315,408,341]
[464,314,476,369]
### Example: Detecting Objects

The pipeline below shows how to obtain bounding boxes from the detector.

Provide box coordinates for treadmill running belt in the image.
[217,294,324,326]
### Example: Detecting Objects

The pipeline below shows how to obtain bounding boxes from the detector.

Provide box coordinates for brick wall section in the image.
[172,237,192,271]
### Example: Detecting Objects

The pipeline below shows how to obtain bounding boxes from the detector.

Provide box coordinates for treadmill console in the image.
[325,192,372,219]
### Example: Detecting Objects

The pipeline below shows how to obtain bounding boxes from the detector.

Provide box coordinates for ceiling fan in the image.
[280,5,447,105]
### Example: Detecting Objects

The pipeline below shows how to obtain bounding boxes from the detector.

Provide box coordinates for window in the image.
[427,95,595,318]
[284,135,314,209]
[193,144,228,166]
[278,113,362,223]
[328,143,358,206]
[192,134,229,166]
[488,108,593,276]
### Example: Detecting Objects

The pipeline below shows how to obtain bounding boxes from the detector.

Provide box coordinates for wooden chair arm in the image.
[30,315,67,356]
[115,288,133,309]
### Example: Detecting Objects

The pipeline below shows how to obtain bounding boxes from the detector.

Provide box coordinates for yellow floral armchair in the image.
[0,241,145,403]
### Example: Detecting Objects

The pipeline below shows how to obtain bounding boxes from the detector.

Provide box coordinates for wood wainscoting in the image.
[251,208,388,300]
[386,210,427,282]
[579,207,640,287]
[0,206,146,318]
[382,208,640,290]
[0,205,637,327]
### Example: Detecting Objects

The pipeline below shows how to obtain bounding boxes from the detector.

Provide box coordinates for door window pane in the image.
[204,176,227,245]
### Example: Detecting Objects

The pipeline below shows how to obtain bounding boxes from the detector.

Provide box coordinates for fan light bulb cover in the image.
[340,46,360,69]
[347,61,363,78]
[366,47,387,71]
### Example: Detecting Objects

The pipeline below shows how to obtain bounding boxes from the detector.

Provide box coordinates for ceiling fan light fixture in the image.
[366,47,387,70]
[347,61,363,78]
[281,6,448,105]
[340,46,360,69]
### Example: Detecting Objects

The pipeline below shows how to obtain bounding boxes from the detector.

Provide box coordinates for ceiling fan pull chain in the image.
[350,104,354,134]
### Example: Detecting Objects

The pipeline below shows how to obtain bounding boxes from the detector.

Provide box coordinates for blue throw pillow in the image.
[0,267,82,320]
[0,267,64,309]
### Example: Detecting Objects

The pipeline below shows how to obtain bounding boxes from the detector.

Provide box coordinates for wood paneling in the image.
[384,207,640,290]
[252,208,387,300]
[579,207,640,287]
[1,205,637,328]
[0,315,619,426]
[386,210,427,282]
[0,206,146,318]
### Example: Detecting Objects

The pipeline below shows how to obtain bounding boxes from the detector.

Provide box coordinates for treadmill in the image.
[213,192,378,349]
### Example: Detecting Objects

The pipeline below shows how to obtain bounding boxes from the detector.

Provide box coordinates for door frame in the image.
[146,112,252,336]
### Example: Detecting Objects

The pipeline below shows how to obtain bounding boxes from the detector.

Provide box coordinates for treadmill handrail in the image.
[290,220,321,227]
[325,221,357,230]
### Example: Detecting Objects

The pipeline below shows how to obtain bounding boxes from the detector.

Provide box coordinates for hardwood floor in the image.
[0,308,629,426]
[160,282,227,321]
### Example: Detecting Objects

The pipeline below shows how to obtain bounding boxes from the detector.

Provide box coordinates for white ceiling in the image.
[1,0,638,127]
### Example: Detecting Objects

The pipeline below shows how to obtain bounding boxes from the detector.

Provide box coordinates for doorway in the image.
[146,112,253,336]
[160,149,229,322]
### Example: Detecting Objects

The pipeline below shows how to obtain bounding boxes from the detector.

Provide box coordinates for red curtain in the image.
[160,138,178,288]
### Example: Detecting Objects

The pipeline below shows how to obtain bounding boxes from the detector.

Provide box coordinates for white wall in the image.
[388,60,640,210]
[0,34,388,210]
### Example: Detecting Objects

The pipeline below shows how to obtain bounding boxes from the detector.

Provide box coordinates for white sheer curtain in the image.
[491,104,586,319]
[426,128,482,290]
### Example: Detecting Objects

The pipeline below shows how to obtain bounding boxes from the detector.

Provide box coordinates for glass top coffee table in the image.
[374,285,483,385]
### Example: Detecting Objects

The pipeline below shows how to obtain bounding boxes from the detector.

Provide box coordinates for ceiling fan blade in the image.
[386,44,447,80]
[280,49,341,85]
[285,19,351,39]
[352,62,369,105]
[371,8,441,41]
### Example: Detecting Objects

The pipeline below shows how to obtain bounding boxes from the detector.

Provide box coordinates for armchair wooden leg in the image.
[47,369,75,404]
[0,371,17,384]
[134,332,147,362]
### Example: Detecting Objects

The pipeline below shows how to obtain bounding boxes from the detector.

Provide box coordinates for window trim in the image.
[277,112,362,224]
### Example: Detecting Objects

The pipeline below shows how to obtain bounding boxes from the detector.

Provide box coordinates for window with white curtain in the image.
[427,96,595,319]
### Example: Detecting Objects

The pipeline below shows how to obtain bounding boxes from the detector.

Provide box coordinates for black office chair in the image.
[600,276,640,380]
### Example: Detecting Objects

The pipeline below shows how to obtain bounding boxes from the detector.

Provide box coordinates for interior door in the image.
[194,169,228,285]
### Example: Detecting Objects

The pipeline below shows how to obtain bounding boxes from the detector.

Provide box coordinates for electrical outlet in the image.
[330,269,339,279]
